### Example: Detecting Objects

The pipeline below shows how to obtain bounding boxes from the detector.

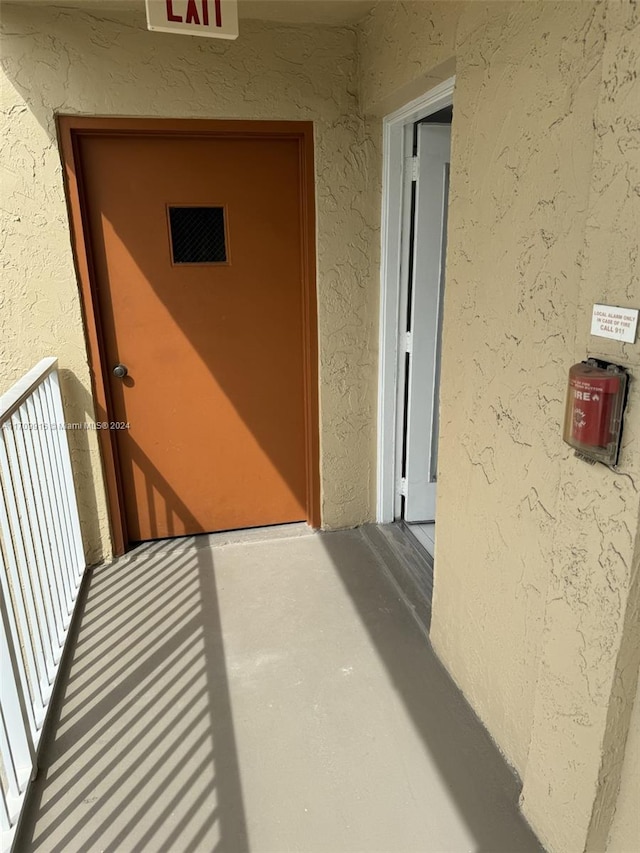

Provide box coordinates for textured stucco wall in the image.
[3,2,640,851]
[521,5,640,852]
[607,677,640,852]
[0,2,378,561]
[359,2,640,852]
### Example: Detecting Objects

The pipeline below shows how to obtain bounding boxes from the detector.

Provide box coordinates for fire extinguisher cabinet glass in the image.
[563,361,628,466]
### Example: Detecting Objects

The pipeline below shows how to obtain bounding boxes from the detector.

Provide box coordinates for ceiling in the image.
[4,0,378,26]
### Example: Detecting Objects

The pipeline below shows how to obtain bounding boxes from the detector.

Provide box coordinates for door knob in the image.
[113,364,128,378]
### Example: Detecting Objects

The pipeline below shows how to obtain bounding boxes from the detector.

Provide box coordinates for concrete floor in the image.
[16,526,543,853]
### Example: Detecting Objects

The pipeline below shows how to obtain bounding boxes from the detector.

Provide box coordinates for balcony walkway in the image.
[15,525,542,853]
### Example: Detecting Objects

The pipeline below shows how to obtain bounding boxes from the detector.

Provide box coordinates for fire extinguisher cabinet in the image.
[563,360,628,466]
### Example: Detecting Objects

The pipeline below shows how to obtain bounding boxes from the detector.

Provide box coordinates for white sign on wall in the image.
[145,0,238,40]
[591,304,639,344]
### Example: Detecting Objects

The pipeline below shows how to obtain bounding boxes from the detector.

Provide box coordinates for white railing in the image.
[0,358,85,852]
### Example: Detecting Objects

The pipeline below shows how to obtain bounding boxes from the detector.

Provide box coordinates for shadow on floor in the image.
[15,526,543,853]
[321,529,544,853]
[15,538,249,853]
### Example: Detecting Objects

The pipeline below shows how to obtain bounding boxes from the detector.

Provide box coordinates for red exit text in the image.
[165,0,222,28]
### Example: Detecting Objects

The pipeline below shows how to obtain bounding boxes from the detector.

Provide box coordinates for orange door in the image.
[76,129,315,542]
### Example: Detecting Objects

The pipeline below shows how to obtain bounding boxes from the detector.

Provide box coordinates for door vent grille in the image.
[168,205,227,264]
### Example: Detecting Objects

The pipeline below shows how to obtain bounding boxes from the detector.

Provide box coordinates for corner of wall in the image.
[604,653,640,852]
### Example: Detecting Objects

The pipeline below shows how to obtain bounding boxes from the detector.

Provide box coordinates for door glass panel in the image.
[168,205,227,264]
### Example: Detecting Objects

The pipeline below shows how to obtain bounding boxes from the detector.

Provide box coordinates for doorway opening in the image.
[377,78,455,566]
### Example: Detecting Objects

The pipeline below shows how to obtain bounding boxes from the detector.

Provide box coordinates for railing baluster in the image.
[0,594,36,783]
[25,393,65,651]
[10,410,57,680]
[2,424,52,702]
[0,434,48,714]
[0,782,10,834]
[0,706,21,805]
[34,395,73,630]
[39,380,76,612]
[0,358,86,852]
[0,707,23,802]
[48,372,85,581]
[0,545,38,744]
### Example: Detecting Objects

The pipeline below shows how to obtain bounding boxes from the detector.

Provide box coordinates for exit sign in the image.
[145,0,238,39]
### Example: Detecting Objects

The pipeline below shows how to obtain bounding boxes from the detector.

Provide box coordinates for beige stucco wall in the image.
[0,2,378,563]
[3,2,640,852]
[607,677,640,853]
[359,2,640,852]
[522,5,640,851]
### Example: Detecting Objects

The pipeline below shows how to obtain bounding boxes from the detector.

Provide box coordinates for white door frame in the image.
[376,75,456,523]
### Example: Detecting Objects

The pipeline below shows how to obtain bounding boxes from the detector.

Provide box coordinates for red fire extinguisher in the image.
[563,361,628,465]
